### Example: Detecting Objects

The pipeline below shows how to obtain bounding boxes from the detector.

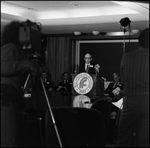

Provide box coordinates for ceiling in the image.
[1,1,149,35]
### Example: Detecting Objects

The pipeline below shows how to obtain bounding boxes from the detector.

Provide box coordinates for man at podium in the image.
[82,53,106,81]
[73,53,106,97]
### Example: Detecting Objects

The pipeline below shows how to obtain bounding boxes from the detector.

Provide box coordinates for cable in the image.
[123,28,126,54]
[126,24,131,53]
[95,70,108,96]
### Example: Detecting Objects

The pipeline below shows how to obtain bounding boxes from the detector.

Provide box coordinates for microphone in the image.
[95,69,98,76]
[94,64,100,73]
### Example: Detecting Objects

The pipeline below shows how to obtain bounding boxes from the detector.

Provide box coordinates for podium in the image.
[72,73,104,97]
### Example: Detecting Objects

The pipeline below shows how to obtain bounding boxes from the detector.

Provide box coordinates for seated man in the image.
[41,72,55,92]
[56,72,72,95]
[105,73,124,101]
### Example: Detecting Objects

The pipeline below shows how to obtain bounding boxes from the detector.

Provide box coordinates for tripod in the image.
[22,70,63,147]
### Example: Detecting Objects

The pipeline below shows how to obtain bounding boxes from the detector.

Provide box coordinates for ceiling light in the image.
[73,4,80,7]
[74,31,81,35]
[92,31,100,35]
[106,30,139,36]
[28,8,34,10]
[131,29,140,34]
[107,32,126,36]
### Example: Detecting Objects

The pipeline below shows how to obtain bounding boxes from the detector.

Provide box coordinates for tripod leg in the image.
[34,75,44,147]
[40,76,63,147]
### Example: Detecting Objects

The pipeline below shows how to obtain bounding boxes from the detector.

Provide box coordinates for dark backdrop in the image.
[79,40,139,81]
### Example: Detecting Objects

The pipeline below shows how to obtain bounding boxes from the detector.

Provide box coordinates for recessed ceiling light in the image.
[131,29,140,34]
[106,30,139,36]
[74,31,81,35]
[92,31,100,35]
[73,4,80,7]
[28,8,34,10]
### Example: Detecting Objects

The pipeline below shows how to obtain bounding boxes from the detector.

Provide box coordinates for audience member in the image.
[105,73,124,101]
[41,72,54,92]
[1,20,39,147]
[56,72,72,95]
[116,28,149,147]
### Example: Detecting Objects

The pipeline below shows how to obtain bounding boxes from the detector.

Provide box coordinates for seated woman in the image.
[56,72,72,95]
[104,73,124,101]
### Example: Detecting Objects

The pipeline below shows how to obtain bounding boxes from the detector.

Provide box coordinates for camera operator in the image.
[1,20,39,147]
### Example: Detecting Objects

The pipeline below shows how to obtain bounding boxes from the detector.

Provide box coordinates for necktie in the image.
[64,80,68,84]
[113,82,117,88]
[86,65,89,73]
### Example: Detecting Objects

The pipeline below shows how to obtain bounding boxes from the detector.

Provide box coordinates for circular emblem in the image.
[73,72,93,95]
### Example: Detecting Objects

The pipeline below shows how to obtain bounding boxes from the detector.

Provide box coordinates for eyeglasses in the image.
[84,57,91,59]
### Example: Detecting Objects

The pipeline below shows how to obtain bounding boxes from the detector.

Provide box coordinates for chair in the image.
[45,107,106,147]
[90,97,112,131]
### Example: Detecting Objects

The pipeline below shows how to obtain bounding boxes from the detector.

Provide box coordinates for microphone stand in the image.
[95,69,106,97]
[123,28,126,55]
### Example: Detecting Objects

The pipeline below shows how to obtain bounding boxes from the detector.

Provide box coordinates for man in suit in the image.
[105,73,123,101]
[81,53,106,97]
[41,72,54,92]
[83,53,106,80]
[56,72,72,95]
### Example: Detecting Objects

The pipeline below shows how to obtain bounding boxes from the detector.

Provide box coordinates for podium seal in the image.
[73,72,93,95]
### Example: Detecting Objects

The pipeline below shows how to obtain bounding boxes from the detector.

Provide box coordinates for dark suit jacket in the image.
[56,80,72,94]
[81,63,95,74]
[86,66,96,74]
[105,81,124,100]
[79,63,103,77]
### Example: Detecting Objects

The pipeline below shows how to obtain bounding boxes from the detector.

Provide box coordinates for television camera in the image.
[19,19,47,67]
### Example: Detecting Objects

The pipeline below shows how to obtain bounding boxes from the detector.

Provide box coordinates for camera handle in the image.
[21,73,31,91]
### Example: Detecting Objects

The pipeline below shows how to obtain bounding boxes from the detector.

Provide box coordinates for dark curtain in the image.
[45,37,71,87]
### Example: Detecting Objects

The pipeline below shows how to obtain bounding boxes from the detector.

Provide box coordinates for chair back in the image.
[90,97,112,130]
[45,107,106,147]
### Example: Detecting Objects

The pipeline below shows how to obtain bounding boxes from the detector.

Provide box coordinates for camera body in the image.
[19,20,42,51]
[19,20,47,66]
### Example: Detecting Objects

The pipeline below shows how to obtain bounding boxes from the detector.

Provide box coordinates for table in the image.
[47,91,102,109]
